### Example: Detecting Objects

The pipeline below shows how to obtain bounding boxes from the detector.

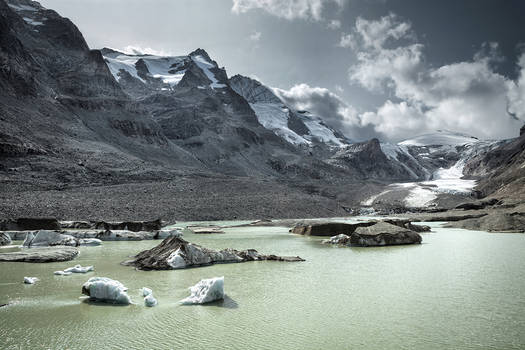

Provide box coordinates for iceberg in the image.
[24,277,38,284]
[180,276,224,305]
[81,277,131,304]
[54,270,72,276]
[144,294,157,307]
[64,265,94,273]
[142,287,152,297]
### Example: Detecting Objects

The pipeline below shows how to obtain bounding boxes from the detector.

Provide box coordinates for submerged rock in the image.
[0,232,12,246]
[0,246,79,263]
[81,277,131,304]
[180,277,225,305]
[123,236,304,270]
[24,277,38,284]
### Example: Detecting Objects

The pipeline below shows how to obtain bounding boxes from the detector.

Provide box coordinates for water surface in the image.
[1,220,525,349]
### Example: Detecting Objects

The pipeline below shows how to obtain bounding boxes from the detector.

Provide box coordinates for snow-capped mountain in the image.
[230,75,348,147]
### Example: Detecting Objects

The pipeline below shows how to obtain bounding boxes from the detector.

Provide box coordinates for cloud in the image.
[231,0,344,21]
[327,19,341,29]
[273,83,377,140]
[338,33,354,48]
[249,31,262,41]
[346,14,524,141]
[120,45,173,56]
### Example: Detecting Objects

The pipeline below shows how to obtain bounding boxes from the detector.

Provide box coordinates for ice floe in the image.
[180,276,225,305]
[81,277,131,305]
[24,277,38,284]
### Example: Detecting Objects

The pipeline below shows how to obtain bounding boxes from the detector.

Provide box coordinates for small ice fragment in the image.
[180,276,224,305]
[64,265,94,273]
[142,287,152,297]
[144,294,157,307]
[24,277,38,284]
[54,271,72,276]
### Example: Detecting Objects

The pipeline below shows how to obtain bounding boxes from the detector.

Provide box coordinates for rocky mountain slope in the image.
[0,0,522,220]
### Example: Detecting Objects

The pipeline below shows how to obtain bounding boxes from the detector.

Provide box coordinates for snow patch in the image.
[180,276,225,305]
[191,55,226,89]
[8,3,37,11]
[22,17,43,25]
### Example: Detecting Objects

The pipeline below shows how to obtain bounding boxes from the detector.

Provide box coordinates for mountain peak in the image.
[189,48,212,62]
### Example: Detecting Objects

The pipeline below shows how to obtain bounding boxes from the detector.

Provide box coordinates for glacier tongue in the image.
[81,277,132,305]
[180,276,225,305]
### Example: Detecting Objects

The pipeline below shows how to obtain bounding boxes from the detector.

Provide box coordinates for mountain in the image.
[0,0,522,220]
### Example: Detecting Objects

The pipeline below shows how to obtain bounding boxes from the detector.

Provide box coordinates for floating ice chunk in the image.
[166,248,186,269]
[180,276,224,305]
[79,238,102,246]
[24,277,38,284]
[81,277,131,304]
[156,229,183,239]
[54,270,72,276]
[64,265,94,273]
[142,287,152,297]
[144,294,157,307]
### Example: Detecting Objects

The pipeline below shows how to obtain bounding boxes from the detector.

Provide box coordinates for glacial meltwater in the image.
[1,219,525,349]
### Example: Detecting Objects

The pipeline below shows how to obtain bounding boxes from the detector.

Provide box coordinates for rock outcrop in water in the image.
[0,246,79,262]
[123,236,304,270]
[444,212,525,233]
[292,219,429,237]
[320,222,422,247]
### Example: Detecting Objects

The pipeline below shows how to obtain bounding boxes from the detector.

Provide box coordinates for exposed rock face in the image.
[350,222,422,247]
[444,212,525,233]
[0,218,60,231]
[0,232,11,246]
[123,236,304,270]
[0,246,79,262]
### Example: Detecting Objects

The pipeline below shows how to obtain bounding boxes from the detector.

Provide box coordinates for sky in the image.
[39,0,525,142]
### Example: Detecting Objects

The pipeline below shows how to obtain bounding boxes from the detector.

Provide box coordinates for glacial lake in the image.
[1,219,525,349]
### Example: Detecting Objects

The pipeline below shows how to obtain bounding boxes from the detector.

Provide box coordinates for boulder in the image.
[123,236,304,270]
[81,277,131,304]
[350,222,422,247]
[290,222,375,236]
[0,218,60,231]
[0,246,79,262]
[0,232,12,246]
[93,219,163,232]
[180,277,224,305]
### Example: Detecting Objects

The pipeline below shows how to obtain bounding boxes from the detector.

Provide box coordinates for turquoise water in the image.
[1,220,525,349]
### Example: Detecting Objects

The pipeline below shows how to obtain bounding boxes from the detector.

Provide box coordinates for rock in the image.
[455,198,502,210]
[0,246,79,262]
[444,212,525,233]
[180,277,224,305]
[23,230,79,247]
[24,277,38,284]
[123,236,304,270]
[383,219,431,232]
[290,222,375,236]
[81,277,132,304]
[0,232,12,246]
[322,234,351,245]
[350,222,422,247]
[93,219,163,232]
[0,218,60,231]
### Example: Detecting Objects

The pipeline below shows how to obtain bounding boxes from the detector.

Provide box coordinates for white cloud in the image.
[120,45,172,56]
[338,32,354,48]
[249,31,262,41]
[231,0,343,21]
[346,14,524,141]
[328,19,341,29]
[273,83,372,140]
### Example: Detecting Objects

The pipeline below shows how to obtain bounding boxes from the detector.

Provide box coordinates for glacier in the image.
[180,276,225,305]
[81,277,131,305]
